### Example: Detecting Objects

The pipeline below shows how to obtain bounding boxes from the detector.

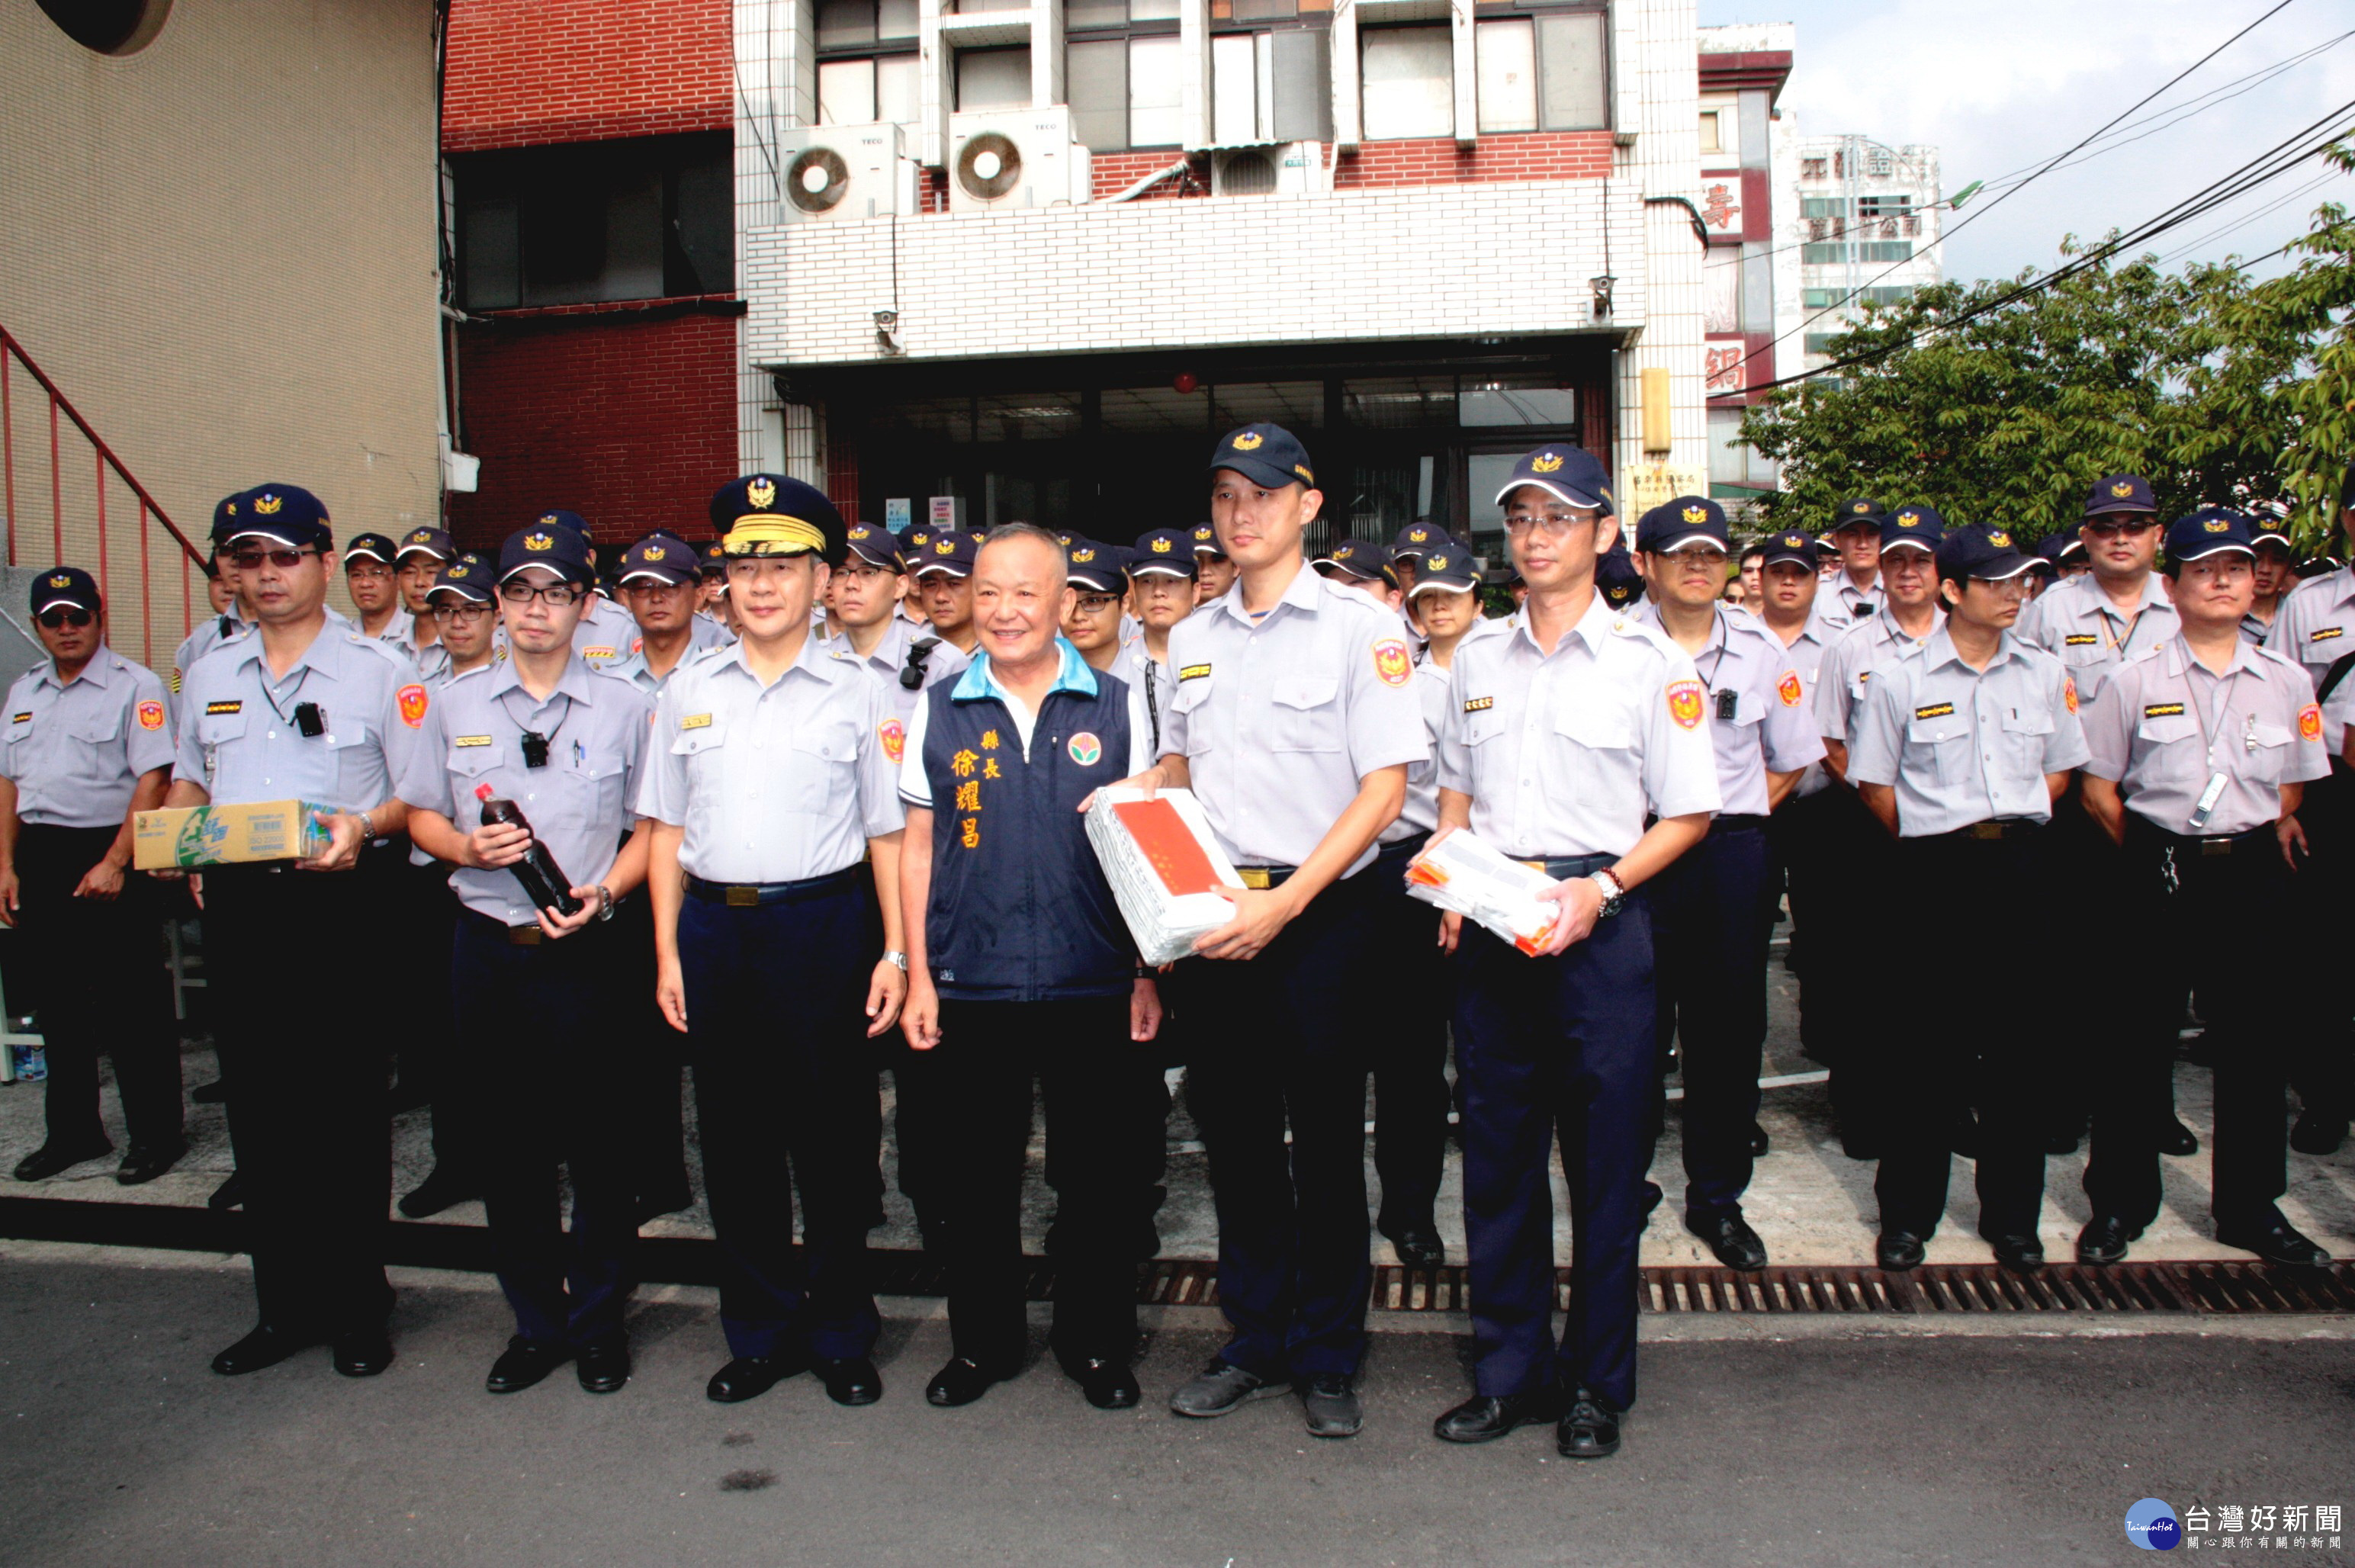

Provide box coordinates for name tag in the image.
[1463,696,1493,712]
[1178,664,1212,683]
[205,700,243,715]
[680,713,713,730]
[1913,702,1955,720]
[453,734,493,747]
[2062,635,2099,647]
[2144,702,2186,718]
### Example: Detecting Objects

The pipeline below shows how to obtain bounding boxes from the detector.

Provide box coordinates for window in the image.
[1068,0,1179,23]
[1068,35,1187,149]
[1800,197,1843,219]
[1697,108,1720,151]
[1803,333,1841,356]
[1211,28,1332,143]
[1856,240,1911,262]
[816,0,919,127]
[1858,193,1913,220]
[1473,13,1607,134]
[1703,253,1740,335]
[455,133,733,310]
[1801,156,1826,179]
[817,0,917,47]
[956,47,1033,111]
[1361,24,1452,140]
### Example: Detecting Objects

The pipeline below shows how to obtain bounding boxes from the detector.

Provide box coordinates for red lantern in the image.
[1173,371,1199,394]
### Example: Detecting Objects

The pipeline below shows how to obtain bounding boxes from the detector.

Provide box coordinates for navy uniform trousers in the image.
[399,855,467,1176]
[679,869,881,1361]
[450,910,634,1348]
[610,889,692,1209]
[1365,833,1452,1239]
[205,857,396,1334]
[2284,765,2352,1127]
[1875,826,2052,1241]
[1646,816,1771,1221]
[1797,787,1892,1145]
[897,996,1166,1372]
[2087,820,2294,1231]
[1453,871,1654,1414]
[14,824,181,1152]
[1183,867,1379,1382]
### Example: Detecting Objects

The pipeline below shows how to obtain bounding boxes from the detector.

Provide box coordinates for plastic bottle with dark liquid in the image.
[474,782,584,917]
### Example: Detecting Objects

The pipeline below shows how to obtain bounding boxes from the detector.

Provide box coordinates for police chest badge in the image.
[1371,639,1412,688]
[137,699,166,731]
[1067,731,1102,766]
[1776,671,1803,708]
[1666,680,1705,731]
[397,683,429,728]
[880,717,906,764]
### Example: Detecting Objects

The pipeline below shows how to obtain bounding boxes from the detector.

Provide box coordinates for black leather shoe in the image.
[397,1168,479,1219]
[207,1170,246,1211]
[1749,1122,1770,1158]
[189,1078,229,1104]
[1948,1112,1981,1160]
[2215,1216,2331,1268]
[1990,1233,2045,1273]
[486,1337,570,1394]
[2157,1117,2199,1157]
[1068,1358,1139,1410]
[333,1328,394,1377]
[816,1356,883,1406]
[2290,1110,2348,1156]
[1876,1230,1926,1271]
[706,1355,805,1404]
[575,1338,631,1393]
[387,1080,430,1116]
[2076,1213,2143,1267]
[1688,1212,1769,1271]
[1433,1389,1562,1444]
[925,1355,1003,1408]
[1169,1360,1285,1418]
[1387,1223,1445,1268]
[12,1139,112,1182]
[1556,1390,1622,1459]
[2044,1124,2084,1156]
[211,1323,313,1377]
[1299,1374,1362,1438]
[632,1181,695,1228]
[116,1139,186,1186]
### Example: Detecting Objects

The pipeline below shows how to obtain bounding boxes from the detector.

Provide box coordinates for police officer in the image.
[1428,445,1719,1460]
[1596,527,1646,615]
[1061,541,1131,674]
[638,474,908,1407]
[391,526,455,675]
[426,556,500,680]
[611,535,715,691]
[1390,521,1447,609]
[895,523,1164,1410]
[172,490,257,705]
[698,538,737,637]
[521,511,635,670]
[2263,470,2355,1157]
[911,533,979,656]
[401,523,654,1394]
[0,568,182,1185]
[1122,529,1196,758]
[2077,508,2331,1269]
[345,532,409,651]
[1190,521,1237,605]
[165,485,424,1378]
[1120,424,1425,1439]
[2245,507,2298,643]
[825,525,965,724]
[1843,523,2088,1271]
[1823,497,1889,621]
[1407,545,1499,669]
[1810,505,1945,1158]
[1630,498,1823,1271]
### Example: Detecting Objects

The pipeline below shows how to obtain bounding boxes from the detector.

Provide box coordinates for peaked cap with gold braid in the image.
[708,474,847,567]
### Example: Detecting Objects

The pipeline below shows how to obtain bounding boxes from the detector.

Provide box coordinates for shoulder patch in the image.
[1777,670,1804,707]
[2064,676,2078,715]
[2144,702,2186,718]
[879,717,906,763]
[2299,703,2322,741]
[136,699,165,731]
[1666,679,1704,731]
[1463,695,1493,713]
[1371,638,1412,688]
[1913,702,1955,721]
[397,683,429,728]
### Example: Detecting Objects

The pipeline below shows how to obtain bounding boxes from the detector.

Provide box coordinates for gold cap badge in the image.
[253,493,283,516]
[523,532,554,551]
[747,477,777,509]
[1531,453,1564,474]
[1231,432,1264,451]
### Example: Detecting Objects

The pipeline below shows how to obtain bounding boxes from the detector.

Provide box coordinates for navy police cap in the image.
[1634,496,1730,554]
[344,532,398,567]
[2166,507,2254,563]
[1880,504,1946,554]
[2086,474,2156,518]
[208,489,249,547]
[1494,445,1612,516]
[225,485,331,551]
[1390,521,1447,561]
[1065,539,1126,594]
[498,523,596,586]
[396,525,455,563]
[1758,530,1820,570]
[1595,546,1643,608]
[1407,544,1480,598]
[911,531,976,579]
[842,523,905,573]
[2247,505,2294,548]
[1190,522,1226,558]
[1210,423,1316,490]
[618,534,699,587]
[429,556,493,604]
[1129,529,1200,577]
[1313,538,1393,583]
[1830,497,1886,532]
[32,567,100,616]
[1936,522,2037,581]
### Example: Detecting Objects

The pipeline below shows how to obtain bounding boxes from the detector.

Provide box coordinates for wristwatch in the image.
[882,949,909,972]
[594,884,615,922]
[1587,868,1627,918]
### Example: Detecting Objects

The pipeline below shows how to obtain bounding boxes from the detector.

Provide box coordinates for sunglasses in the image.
[229,548,320,571]
[2084,519,2156,539]
[37,607,93,629]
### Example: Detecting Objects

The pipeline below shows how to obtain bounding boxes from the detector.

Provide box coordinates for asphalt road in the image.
[4,1251,2353,1566]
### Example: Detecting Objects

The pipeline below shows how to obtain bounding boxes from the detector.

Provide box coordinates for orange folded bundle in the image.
[1402,829,1561,956]
[1084,787,1248,965]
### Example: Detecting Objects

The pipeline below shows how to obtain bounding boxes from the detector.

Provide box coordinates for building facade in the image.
[445,0,1717,557]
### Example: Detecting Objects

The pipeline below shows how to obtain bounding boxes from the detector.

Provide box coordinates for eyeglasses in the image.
[345,563,393,580]
[1075,593,1122,615]
[229,548,320,572]
[37,607,92,629]
[498,581,583,607]
[1503,509,1592,538]
[2084,519,2157,539]
[429,601,494,622]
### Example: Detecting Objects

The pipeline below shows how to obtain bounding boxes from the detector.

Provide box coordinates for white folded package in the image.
[1084,786,1249,967]
[1402,828,1563,955]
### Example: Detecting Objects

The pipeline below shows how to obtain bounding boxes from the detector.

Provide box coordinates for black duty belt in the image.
[2150,824,2273,858]
[463,907,549,946]
[1927,818,2045,843]
[1375,831,1431,864]
[686,865,863,907]
[1711,815,1770,834]
[1232,865,1298,890]
[1514,852,1614,879]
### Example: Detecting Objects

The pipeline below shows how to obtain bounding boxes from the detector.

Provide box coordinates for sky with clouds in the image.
[1698,0,2355,286]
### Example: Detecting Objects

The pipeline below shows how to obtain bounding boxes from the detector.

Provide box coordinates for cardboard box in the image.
[133,800,333,870]
[1084,787,1246,966]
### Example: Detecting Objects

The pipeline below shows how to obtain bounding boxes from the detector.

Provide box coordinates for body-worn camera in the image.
[520,730,551,769]
[294,702,326,737]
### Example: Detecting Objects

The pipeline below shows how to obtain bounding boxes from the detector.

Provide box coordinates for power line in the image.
[2154,166,2347,265]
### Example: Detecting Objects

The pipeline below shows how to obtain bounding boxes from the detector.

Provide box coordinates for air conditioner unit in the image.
[947,108,1092,214]
[775,122,917,223]
[1210,142,1325,197]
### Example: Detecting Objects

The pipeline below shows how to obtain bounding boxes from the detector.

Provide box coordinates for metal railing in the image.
[0,324,207,672]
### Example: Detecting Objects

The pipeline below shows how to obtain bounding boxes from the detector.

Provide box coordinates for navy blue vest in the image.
[919,669,1134,1001]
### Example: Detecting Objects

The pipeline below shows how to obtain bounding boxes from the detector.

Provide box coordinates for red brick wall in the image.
[1334,130,1613,188]
[1088,150,1203,202]
[447,310,740,549]
[444,0,734,153]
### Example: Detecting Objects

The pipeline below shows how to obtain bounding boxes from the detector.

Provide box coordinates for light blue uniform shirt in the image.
[1631,602,1825,817]
[0,646,177,827]
[175,622,424,811]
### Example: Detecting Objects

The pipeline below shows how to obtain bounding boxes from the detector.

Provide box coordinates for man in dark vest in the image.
[896,522,1167,1412]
